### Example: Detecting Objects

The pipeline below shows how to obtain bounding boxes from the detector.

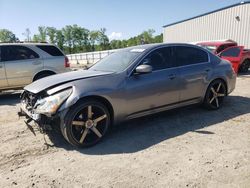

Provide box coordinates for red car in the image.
[197,41,250,73]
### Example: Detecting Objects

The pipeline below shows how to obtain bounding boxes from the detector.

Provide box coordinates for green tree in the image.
[98,28,109,50]
[32,34,40,42]
[55,30,65,50]
[121,40,128,48]
[90,30,100,51]
[0,29,19,42]
[108,29,161,49]
[47,27,57,44]
[127,37,137,46]
[81,27,91,52]
[154,33,163,43]
[62,25,73,53]
[71,24,90,53]
[139,29,155,44]
[38,26,47,42]
[29,26,162,53]
[110,40,120,49]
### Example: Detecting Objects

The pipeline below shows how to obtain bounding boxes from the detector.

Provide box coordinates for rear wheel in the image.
[62,100,111,147]
[239,60,250,73]
[203,80,227,110]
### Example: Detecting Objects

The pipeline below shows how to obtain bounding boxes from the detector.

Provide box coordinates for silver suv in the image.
[0,43,70,91]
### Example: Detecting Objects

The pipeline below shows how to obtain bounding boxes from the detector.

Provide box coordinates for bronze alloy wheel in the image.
[204,80,227,110]
[63,100,110,147]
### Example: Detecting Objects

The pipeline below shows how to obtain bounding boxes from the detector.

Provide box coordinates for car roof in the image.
[0,42,55,46]
[124,42,202,51]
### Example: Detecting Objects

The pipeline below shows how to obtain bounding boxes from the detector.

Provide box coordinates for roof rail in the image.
[18,41,48,43]
[0,41,48,44]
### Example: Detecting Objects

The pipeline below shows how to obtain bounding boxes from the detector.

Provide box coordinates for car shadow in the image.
[47,95,250,155]
[0,92,21,106]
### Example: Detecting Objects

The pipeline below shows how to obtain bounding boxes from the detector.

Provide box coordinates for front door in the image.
[219,46,243,73]
[125,46,180,118]
[2,45,43,87]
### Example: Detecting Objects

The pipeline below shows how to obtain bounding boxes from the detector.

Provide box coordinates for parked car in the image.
[0,43,70,91]
[197,41,250,73]
[19,43,236,147]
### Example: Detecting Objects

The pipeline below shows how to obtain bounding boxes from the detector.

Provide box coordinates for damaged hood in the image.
[24,70,113,94]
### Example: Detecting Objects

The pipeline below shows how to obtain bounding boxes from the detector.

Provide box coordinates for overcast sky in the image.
[0,0,241,40]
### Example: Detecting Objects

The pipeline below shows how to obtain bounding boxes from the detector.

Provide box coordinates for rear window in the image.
[220,47,241,57]
[175,46,209,66]
[36,45,64,56]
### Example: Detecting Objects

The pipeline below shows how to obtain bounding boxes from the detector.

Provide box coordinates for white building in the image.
[163,1,250,48]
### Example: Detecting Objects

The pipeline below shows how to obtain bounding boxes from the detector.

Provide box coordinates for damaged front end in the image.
[18,87,73,132]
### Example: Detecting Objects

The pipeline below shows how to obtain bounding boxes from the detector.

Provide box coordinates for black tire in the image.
[61,100,111,148]
[239,60,250,73]
[203,80,227,110]
[34,73,53,81]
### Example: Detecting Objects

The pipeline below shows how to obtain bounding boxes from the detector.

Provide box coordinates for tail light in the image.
[64,56,70,68]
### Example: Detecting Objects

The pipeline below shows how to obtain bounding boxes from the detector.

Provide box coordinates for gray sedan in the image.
[19,43,236,147]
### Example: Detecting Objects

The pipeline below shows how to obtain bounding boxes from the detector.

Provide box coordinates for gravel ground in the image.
[0,75,249,188]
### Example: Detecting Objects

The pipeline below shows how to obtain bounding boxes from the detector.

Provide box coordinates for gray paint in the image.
[163,3,250,48]
[22,43,236,125]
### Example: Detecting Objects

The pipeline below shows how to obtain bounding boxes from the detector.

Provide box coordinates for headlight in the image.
[35,88,72,115]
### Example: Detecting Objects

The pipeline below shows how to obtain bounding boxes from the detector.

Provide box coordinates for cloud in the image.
[108,32,122,40]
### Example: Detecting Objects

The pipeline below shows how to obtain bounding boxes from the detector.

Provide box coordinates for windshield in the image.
[89,49,143,72]
[198,45,217,52]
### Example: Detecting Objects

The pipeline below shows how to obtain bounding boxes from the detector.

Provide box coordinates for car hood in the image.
[24,70,113,94]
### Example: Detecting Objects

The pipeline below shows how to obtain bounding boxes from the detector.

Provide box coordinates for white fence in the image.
[67,49,119,68]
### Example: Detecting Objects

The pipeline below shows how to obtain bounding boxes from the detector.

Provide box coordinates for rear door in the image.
[0,46,8,88]
[2,45,43,87]
[174,46,211,102]
[219,46,243,73]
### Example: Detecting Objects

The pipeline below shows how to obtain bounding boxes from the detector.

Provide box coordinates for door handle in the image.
[168,74,176,80]
[32,61,42,65]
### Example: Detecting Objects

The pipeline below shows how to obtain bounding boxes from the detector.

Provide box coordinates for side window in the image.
[36,45,64,56]
[175,46,208,66]
[142,47,173,71]
[1,45,39,62]
[220,47,241,57]
[217,45,227,54]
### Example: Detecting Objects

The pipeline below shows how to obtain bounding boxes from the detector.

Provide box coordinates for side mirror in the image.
[135,64,152,74]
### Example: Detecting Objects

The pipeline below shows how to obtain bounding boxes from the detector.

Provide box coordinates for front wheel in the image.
[203,80,227,110]
[61,100,111,147]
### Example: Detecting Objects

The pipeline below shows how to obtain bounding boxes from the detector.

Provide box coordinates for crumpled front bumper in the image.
[18,100,66,133]
[19,102,41,122]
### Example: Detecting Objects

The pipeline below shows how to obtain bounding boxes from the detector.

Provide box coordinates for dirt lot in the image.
[0,75,250,188]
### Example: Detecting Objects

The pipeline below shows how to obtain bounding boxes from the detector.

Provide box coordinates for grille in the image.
[22,91,38,109]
